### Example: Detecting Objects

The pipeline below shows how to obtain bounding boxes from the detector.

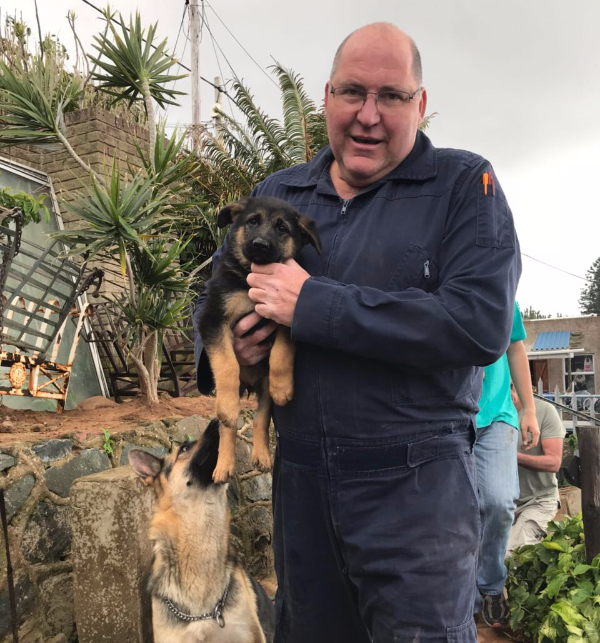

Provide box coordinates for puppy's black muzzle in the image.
[189,419,221,487]
[243,237,281,265]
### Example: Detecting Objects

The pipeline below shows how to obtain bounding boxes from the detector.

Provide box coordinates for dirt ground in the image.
[0,393,241,445]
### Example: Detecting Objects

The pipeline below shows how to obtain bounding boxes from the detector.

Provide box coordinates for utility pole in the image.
[189,0,202,150]
[212,75,223,140]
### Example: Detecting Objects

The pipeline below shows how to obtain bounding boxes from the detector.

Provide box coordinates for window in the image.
[0,155,108,409]
[563,353,595,394]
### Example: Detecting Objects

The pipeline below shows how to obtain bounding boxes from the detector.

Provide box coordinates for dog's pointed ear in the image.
[217,198,249,228]
[297,214,322,254]
[128,449,163,485]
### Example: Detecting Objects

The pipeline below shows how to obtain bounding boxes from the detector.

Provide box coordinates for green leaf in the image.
[546,574,570,599]
[573,565,594,575]
[544,538,571,553]
[551,601,585,627]
[539,618,559,642]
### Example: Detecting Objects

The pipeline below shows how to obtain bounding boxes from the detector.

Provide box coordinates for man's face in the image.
[324,28,427,190]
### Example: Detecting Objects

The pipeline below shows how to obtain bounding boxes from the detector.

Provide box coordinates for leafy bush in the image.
[0,187,49,226]
[506,514,600,642]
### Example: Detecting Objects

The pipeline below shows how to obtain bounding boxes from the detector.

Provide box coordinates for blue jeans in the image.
[272,423,479,642]
[474,421,519,597]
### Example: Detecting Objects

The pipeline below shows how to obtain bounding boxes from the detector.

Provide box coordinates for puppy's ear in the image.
[297,215,322,254]
[217,198,248,228]
[129,449,163,485]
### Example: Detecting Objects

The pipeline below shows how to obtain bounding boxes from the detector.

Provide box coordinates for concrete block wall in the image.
[0,415,274,643]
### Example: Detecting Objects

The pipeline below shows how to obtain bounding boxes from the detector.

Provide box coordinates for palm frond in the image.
[89,12,187,111]
[272,63,321,163]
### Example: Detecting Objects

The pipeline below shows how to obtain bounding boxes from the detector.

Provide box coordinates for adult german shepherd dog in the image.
[129,419,275,643]
[199,196,321,483]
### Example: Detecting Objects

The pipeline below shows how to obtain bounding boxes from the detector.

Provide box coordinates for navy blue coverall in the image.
[193,131,521,642]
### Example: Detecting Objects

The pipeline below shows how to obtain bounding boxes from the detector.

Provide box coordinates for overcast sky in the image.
[11,0,600,317]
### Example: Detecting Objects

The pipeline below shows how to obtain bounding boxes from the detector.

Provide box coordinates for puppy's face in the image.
[217,196,321,267]
[129,419,226,508]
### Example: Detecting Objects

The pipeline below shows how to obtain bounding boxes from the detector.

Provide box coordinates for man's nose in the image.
[356,94,381,126]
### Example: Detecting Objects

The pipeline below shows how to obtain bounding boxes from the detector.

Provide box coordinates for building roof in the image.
[532,331,571,351]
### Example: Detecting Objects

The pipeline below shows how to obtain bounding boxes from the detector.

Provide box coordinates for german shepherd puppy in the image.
[199,196,321,483]
[129,419,275,643]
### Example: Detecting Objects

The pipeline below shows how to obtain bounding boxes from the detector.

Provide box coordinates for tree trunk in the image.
[579,425,600,563]
[141,80,156,163]
[56,129,103,184]
[131,331,159,405]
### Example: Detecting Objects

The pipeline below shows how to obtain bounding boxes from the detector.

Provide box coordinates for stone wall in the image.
[0,415,273,643]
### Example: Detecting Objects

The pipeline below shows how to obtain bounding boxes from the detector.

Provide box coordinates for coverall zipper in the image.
[325,199,352,276]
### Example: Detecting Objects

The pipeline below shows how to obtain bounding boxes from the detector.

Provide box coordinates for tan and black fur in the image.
[199,196,321,483]
[129,419,275,643]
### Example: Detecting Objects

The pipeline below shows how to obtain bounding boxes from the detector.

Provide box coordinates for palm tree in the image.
[192,64,327,210]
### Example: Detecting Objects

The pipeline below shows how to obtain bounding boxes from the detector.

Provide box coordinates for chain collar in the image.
[163,578,230,628]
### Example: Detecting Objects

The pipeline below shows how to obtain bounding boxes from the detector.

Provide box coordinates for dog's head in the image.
[217,196,321,266]
[129,418,226,507]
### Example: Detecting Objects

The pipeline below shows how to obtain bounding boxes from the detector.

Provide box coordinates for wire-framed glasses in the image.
[329,85,422,113]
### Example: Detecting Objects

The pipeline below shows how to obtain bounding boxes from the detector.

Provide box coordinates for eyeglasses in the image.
[329,84,422,113]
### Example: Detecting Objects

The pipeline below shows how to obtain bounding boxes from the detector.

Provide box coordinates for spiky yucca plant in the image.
[0,8,198,405]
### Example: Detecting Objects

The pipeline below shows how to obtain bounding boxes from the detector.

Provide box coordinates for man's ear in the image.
[128,449,163,485]
[216,198,249,228]
[297,215,322,254]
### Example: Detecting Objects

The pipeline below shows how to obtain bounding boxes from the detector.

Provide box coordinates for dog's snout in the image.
[252,237,270,251]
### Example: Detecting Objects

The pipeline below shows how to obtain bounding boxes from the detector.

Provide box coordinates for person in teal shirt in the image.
[475,302,540,628]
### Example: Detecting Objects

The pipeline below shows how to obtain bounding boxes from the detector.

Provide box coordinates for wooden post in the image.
[578,426,600,563]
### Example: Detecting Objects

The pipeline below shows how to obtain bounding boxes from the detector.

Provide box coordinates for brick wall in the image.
[1,108,151,293]
[2,108,150,218]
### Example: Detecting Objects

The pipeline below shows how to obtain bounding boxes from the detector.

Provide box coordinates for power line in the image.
[79,0,240,107]
[164,2,189,121]
[521,253,591,282]
[201,13,239,82]
[206,13,236,118]
[205,1,278,89]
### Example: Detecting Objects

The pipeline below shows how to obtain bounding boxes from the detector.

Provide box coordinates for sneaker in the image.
[480,593,509,628]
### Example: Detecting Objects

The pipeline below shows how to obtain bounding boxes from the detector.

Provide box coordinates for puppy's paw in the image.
[212,463,235,484]
[269,380,294,407]
[252,446,272,472]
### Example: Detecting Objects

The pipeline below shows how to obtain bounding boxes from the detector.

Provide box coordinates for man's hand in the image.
[519,407,540,450]
[232,312,277,366]
[247,259,310,327]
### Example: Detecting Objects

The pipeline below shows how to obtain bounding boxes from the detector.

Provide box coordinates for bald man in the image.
[194,22,521,642]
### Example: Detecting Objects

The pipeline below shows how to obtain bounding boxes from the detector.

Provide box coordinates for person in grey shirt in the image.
[507,386,565,554]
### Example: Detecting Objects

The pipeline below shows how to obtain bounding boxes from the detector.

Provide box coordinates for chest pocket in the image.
[387,243,438,293]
